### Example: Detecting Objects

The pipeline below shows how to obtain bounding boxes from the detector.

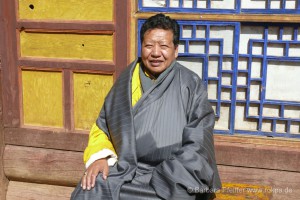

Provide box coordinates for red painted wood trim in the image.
[22,29,114,35]
[18,58,115,74]
[63,70,72,131]
[17,20,115,32]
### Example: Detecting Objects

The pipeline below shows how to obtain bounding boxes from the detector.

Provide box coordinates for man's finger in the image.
[102,164,109,180]
[91,173,97,188]
[81,172,87,190]
[90,167,99,188]
[86,171,92,190]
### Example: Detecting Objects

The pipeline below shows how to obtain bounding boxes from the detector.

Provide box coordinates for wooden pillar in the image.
[0,72,8,200]
[0,0,12,198]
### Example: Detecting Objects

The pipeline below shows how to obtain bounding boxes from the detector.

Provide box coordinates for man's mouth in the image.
[150,60,163,67]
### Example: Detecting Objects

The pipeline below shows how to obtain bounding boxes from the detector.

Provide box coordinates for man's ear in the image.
[175,45,179,58]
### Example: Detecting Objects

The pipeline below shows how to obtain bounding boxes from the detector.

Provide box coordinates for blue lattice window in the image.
[139,0,300,14]
[137,19,300,138]
[237,24,300,138]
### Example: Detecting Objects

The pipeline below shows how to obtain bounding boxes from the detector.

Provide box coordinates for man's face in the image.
[141,28,178,76]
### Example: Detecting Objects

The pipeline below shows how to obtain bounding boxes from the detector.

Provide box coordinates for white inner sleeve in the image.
[85,149,118,169]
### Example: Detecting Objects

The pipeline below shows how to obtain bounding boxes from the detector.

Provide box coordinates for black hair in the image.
[140,13,180,47]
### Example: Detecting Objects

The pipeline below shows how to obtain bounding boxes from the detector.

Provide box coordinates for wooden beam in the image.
[135,12,300,23]
[3,145,84,187]
[6,181,74,200]
[217,165,300,200]
[215,136,300,172]
[4,127,88,152]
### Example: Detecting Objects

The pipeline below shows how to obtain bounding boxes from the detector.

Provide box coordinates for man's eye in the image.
[161,45,168,49]
[145,45,153,48]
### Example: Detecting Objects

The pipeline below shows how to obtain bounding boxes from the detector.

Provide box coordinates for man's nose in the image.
[151,45,161,57]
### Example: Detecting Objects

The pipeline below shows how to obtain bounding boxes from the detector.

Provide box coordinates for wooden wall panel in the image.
[73,73,113,130]
[20,32,113,61]
[22,70,63,127]
[18,0,113,21]
[6,181,73,200]
[3,145,84,187]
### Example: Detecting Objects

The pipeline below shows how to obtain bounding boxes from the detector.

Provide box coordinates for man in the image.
[71,13,221,200]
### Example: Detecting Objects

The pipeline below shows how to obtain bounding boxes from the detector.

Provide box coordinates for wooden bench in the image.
[3,144,300,199]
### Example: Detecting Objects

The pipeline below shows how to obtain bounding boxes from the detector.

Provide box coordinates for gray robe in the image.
[71,59,221,200]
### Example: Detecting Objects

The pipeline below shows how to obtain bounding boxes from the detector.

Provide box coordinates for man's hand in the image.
[81,158,109,190]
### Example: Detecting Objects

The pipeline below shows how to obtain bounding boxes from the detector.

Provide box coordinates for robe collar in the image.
[139,60,176,93]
